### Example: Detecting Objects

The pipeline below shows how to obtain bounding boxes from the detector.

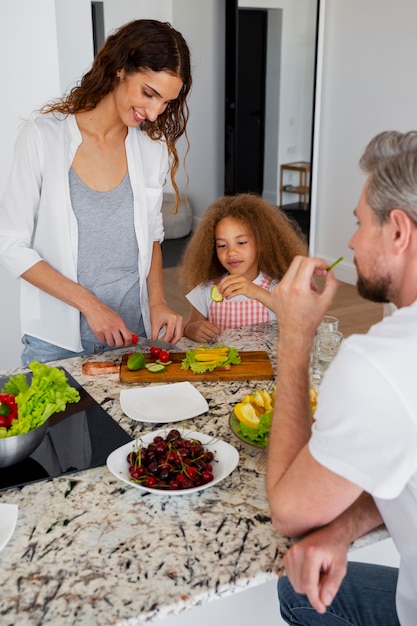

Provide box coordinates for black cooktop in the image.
[0,369,132,491]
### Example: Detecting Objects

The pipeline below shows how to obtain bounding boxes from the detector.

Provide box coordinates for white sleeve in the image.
[185,283,212,317]
[0,120,44,277]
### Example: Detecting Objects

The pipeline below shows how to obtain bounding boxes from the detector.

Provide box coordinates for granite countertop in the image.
[0,323,388,626]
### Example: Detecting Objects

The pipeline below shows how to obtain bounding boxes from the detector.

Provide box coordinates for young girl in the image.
[180,193,308,342]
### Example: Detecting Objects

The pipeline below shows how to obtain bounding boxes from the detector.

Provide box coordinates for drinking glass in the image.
[311,329,343,385]
[310,316,339,374]
[318,316,339,332]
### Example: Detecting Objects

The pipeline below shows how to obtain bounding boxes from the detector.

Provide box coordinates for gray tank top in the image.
[69,168,145,346]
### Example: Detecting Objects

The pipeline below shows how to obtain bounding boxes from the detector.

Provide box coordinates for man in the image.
[267,130,417,625]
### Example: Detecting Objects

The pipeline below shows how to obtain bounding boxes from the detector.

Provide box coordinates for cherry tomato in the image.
[131,333,138,345]
[0,416,11,429]
[150,346,161,358]
[158,350,170,363]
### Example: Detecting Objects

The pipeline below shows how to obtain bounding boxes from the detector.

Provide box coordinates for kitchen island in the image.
[0,323,387,626]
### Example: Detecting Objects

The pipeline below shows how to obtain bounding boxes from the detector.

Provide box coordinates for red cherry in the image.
[185,466,197,480]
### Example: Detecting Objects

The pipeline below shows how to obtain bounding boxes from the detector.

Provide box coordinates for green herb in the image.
[326,256,344,271]
[237,411,272,447]
[0,361,80,438]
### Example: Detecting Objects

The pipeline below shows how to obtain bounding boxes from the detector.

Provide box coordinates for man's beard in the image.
[355,259,391,303]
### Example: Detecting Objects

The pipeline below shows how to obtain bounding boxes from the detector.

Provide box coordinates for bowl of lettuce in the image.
[229,410,272,450]
[0,361,80,468]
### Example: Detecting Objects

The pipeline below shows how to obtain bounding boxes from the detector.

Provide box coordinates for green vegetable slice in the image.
[210,285,223,302]
[145,363,167,373]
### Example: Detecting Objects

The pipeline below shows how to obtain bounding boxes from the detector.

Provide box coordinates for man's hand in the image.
[283,524,349,613]
[282,493,383,613]
[270,255,339,342]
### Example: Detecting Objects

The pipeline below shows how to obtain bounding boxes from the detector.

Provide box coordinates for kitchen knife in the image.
[133,336,183,352]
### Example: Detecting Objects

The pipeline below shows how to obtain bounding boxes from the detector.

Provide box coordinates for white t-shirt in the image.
[310,301,417,625]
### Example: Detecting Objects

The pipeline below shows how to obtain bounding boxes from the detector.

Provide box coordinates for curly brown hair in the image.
[41,20,192,208]
[180,193,308,290]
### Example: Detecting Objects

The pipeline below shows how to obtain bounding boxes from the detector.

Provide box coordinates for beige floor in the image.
[163,266,384,337]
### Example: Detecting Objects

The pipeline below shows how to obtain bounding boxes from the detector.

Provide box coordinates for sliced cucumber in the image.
[210,285,223,302]
[145,363,167,374]
[156,359,173,366]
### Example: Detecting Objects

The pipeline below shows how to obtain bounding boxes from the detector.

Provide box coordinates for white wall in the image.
[311,0,417,284]
[172,0,225,221]
[56,0,94,93]
[103,0,172,32]
[0,0,62,370]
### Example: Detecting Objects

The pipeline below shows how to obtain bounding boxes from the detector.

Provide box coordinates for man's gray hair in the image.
[360,130,417,224]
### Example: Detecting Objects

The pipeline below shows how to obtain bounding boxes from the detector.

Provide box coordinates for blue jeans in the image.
[278,562,400,625]
[21,334,123,367]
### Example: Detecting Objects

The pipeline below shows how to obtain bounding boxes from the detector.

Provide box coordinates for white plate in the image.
[106,428,239,496]
[0,503,18,551]
[120,382,209,423]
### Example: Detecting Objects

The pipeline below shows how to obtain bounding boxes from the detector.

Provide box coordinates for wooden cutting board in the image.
[119,351,274,383]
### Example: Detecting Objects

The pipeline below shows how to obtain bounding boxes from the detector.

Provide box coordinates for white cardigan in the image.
[0,113,168,352]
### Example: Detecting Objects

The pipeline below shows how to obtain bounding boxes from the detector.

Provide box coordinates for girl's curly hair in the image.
[41,20,192,208]
[180,193,308,290]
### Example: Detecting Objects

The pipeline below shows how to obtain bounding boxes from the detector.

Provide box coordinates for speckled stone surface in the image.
[0,323,388,626]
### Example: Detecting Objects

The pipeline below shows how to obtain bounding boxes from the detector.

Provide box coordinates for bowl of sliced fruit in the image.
[229,388,274,450]
[0,361,80,468]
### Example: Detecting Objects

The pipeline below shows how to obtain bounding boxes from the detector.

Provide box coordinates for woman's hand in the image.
[83,298,134,347]
[22,260,135,348]
[150,303,183,344]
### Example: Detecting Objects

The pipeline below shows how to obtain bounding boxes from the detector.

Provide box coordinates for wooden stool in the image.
[279,161,311,210]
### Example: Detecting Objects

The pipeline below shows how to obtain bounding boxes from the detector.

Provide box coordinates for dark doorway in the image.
[91,2,105,56]
[225,5,267,195]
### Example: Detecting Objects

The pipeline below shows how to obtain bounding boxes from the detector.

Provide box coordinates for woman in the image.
[0,19,192,365]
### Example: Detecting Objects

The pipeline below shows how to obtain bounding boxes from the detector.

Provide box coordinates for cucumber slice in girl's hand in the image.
[210,285,223,302]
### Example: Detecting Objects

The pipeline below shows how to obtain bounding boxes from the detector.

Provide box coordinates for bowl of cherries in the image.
[106,427,239,495]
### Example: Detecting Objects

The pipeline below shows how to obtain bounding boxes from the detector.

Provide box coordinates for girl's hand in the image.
[217,275,257,299]
[150,303,183,344]
[183,320,221,343]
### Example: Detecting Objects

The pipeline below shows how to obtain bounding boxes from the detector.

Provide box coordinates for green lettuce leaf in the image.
[0,361,80,438]
[238,411,272,447]
[181,345,241,373]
